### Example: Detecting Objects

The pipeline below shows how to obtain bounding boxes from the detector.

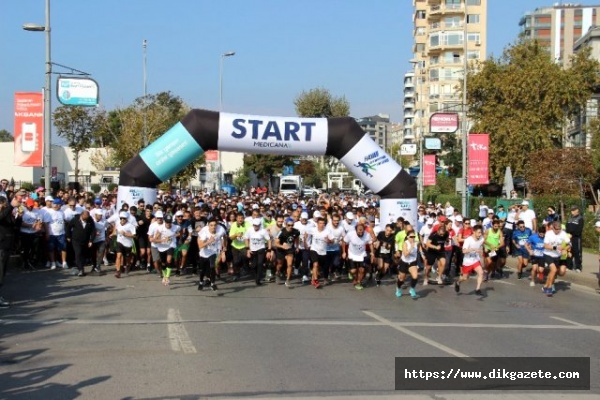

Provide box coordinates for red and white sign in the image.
[467,133,489,185]
[429,112,459,133]
[14,92,43,167]
[204,150,219,162]
[423,154,436,186]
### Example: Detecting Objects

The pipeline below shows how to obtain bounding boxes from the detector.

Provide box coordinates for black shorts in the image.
[377,251,393,263]
[543,255,560,267]
[530,256,545,267]
[276,249,294,261]
[398,259,417,274]
[309,250,327,266]
[426,252,444,266]
[138,235,150,249]
[117,243,132,256]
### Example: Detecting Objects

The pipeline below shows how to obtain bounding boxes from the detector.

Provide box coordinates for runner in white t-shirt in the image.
[306,217,333,288]
[244,218,272,286]
[541,221,571,297]
[342,222,374,290]
[44,199,68,270]
[112,211,137,278]
[454,224,485,296]
[197,219,227,290]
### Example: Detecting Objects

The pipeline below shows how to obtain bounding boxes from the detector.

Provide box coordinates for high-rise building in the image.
[357,114,391,150]
[409,0,487,140]
[519,3,600,65]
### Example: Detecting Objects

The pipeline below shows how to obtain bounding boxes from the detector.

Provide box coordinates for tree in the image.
[97,91,202,184]
[294,87,350,118]
[0,129,13,142]
[525,148,598,196]
[467,40,599,181]
[53,106,101,182]
[243,154,293,180]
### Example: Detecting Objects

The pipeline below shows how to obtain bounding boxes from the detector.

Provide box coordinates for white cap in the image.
[91,209,102,218]
[263,198,272,205]
[154,210,164,218]
[252,204,259,210]
[346,212,355,220]
[313,211,322,218]
[45,196,54,202]
[119,211,129,219]
[521,200,529,206]
[300,212,309,219]
[595,221,600,228]
[175,210,184,216]
[455,215,463,222]
[426,218,435,225]
[252,218,262,226]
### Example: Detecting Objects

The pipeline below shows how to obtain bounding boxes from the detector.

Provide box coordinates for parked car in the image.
[302,186,321,197]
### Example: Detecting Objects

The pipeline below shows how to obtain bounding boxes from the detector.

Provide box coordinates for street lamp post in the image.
[410,59,425,203]
[218,51,235,190]
[461,1,469,217]
[143,39,148,147]
[23,0,52,192]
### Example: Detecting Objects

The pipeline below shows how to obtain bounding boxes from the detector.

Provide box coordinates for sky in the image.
[2,0,600,141]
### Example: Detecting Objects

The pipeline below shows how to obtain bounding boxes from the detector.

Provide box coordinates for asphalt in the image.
[0,261,598,399]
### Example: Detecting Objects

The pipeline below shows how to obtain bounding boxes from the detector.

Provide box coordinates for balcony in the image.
[429,3,463,16]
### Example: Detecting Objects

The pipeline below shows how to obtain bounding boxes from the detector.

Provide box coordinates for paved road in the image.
[0,264,598,399]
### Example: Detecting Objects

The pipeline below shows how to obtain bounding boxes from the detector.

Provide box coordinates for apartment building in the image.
[408,0,487,142]
[519,3,600,65]
[357,114,391,150]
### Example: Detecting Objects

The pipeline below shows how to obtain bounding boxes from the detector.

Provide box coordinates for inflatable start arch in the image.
[118,109,417,226]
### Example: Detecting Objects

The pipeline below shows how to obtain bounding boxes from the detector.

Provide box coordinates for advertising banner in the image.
[430,112,459,133]
[340,134,402,194]
[14,92,43,167]
[57,77,99,106]
[204,150,219,162]
[117,186,158,210]
[218,112,328,155]
[423,154,436,186]
[468,133,490,185]
[380,198,418,227]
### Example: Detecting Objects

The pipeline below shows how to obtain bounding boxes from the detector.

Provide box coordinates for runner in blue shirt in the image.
[512,220,532,280]
[526,226,546,287]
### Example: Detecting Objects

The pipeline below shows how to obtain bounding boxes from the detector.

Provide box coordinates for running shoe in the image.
[395,288,402,298]
[423,279,429,286]
[354,283,364,290]
[409,288,419,299]
[197,281,203,291]
[376,280,381,287]
[114,271,121,279]
[211,283,218,291]
[454,281,460,293]
[285,280,291,288]
[312,279,321,289]
[543,287,553,297]
[529,281,535,287]
[475,289,483,296]
[436,277,443,285]
[483,272,489,282]
[275,275,281,285]
[552,284,556,294]
[302,275,310,285]
[517,272,523,280]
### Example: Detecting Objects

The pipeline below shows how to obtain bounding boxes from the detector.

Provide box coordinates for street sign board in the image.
[425,137,442,150]
[400,143,417,156]
[430,112,459,133]
[57,77,99,106]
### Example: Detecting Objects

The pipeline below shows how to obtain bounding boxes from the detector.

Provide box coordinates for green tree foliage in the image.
[467,40,599,181]
[388,143,413,169]
[243,154,293,179]
[95,91,202,183]
[294,87,350,118]
[53,106,101,181]
[233,165,252,190]
[0,129,14,142]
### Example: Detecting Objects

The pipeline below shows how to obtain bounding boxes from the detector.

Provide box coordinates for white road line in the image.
[493,280,515,286]
[550,316,586,326]
[362,310,470,358]
[167,308,197,354]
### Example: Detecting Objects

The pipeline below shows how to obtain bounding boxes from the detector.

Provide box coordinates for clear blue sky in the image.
[2,0,600,138]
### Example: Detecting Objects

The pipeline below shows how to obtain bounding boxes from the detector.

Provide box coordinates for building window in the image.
[430,34,440,47]
[467,14,480,24]
[429,69,439,82]
[466,0,481,5]
[416,43,425,52]
[416,10,426,19]
[444,16,462,28]
[467,33,480,43]
[445,32,464,46]
[445,0,460,6]
[416,27,426,36]
[467,50,480,59]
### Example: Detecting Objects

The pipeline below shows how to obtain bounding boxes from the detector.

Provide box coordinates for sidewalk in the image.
[504,251,599,292]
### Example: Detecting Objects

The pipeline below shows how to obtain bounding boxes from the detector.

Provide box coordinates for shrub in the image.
[90,184,101,194]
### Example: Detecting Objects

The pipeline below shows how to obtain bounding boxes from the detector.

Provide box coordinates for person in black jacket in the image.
[66,209,96,277]
[0,192,22,308]
[566,205,584,272]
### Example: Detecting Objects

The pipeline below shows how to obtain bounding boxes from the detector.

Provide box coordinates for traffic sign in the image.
[400,143,417,156]
[425,137,441,150]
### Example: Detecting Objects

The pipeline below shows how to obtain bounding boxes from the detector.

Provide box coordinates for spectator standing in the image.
[0,193,22,308]
[566,205,584,272]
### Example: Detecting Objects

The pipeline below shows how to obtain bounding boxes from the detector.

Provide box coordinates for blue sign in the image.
[282,166,294,176]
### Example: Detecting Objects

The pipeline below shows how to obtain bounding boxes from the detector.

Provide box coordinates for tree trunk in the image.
[74,150,80,184]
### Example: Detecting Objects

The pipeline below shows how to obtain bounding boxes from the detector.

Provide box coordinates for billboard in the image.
[204,150,219,162]
[430,112,459,133]
[57,77,99,106]
[14,92,43,167]
[468,133,490,185]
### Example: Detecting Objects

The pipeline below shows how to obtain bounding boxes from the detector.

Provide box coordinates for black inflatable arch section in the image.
[118,109,417,226]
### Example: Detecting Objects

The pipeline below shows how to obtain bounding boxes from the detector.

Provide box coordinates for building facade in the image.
[519,3,600,65]
[410,0,487,140]
[357,114,391,151]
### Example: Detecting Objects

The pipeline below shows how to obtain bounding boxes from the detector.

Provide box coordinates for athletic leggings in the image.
[199,254,217,283]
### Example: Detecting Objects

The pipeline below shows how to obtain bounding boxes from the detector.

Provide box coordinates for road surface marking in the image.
[362,310,470,358]
[493,280,515,286]
[167,308,197,354]
[550,316,600,332]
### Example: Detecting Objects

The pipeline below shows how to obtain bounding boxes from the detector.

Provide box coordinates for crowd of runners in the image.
[0,178,598,309]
